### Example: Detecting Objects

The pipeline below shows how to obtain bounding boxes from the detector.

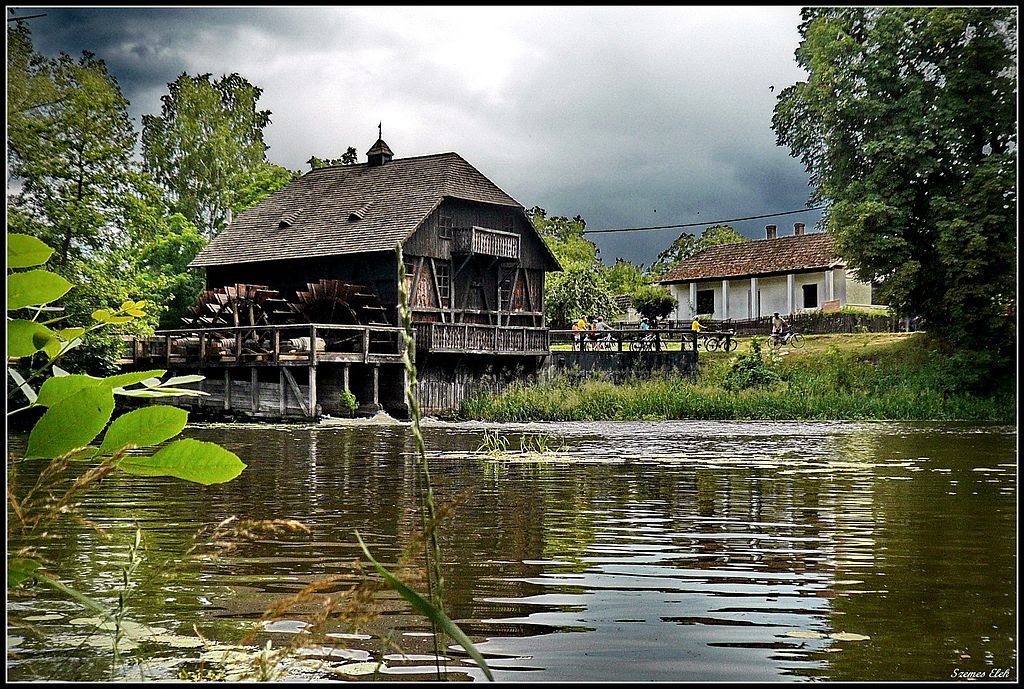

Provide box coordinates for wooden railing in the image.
[123,323,406,367]
[548,328,721,353]
[414,322,549,354]
[451,226,520,259]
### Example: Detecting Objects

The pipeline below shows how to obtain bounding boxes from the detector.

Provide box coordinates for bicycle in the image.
[769,328,803,349]
[703,330,738,352]
[630,333,659,351]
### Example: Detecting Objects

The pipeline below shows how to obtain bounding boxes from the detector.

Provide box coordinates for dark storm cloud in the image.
[12,6,818,266]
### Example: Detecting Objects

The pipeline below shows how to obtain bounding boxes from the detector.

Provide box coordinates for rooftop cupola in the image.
[366,123,394,166]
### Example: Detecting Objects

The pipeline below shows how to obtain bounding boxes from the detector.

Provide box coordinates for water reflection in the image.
[7,421,1016,682]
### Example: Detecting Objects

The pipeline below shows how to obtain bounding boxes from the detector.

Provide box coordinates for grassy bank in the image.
[460,333,1015,423]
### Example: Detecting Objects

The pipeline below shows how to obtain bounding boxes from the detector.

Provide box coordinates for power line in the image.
[583,205,828,234]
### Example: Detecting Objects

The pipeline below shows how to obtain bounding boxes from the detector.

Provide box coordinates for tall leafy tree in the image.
[307,146,358,169]
[142,72,271,237]
[529,207,619,324]
[7,21,136,268]
[231,162,300,216]
[773,7,1016,349]
[650,224,749,278]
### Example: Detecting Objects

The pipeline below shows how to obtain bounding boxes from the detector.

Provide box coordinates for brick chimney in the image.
[794,222,805,236]
[766,224,778,240]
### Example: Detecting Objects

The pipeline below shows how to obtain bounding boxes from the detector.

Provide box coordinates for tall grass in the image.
[461,334,1014,423]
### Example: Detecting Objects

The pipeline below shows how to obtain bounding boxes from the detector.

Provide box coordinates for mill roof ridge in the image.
[189,151,523,268]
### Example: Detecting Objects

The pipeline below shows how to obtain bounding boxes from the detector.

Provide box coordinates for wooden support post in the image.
[308,365,317,418]
[279,369,286,416]
[343,364,350,392]
[362,328,370,362]
[224,369,231,410]
[251,368,259,412]
[372,365,379,407]
[310,325,318,366]
[273,329,280,363]
[134,338,142,365]
[199,333,206,365]
[165,335,172,367]
[198,377,204,408]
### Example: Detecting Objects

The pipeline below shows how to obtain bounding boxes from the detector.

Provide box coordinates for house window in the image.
[435,262,451,303]
[499,275,514,311]
[438,214,453,240]
[696,289,714,316]
[803,283,818,309]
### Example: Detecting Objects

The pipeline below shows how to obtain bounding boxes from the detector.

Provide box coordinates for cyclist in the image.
[770,312,785,345]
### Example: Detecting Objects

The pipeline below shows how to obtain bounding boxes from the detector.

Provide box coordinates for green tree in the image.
[605,258,648,296]
[631,284,677,322]
[650,224,749,278]
[307,147,358,170]
[545,267,619,328]
[528,207,619,325]
[231,162,300,216]
[773,7,1016,350]
[7,22,136,268]
[141,72,271,237]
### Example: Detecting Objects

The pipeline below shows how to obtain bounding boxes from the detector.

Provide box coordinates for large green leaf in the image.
[35,374,101,407]
[99,405,189,453]
[7,319,57,358]
[26,385,115,459]
[117,439,245,485]
[8,558,42,588]
[103,369,167,388]
[7,233,54,268]
[356,533,494,681]
[7,269,73,310]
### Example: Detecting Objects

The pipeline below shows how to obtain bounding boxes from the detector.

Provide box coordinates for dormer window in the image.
[278,208,304,229]
[349,201,373,222]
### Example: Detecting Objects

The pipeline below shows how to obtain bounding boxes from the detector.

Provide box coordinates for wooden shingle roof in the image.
[190,152,523,267]
[658,232,841,283]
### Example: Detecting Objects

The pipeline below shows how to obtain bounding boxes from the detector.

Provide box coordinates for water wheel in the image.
[292,279,389,326]
[182,284,284,328]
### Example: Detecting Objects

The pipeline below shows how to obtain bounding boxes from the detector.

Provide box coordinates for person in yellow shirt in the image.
[575,316,590,350]
[691,317,704,332]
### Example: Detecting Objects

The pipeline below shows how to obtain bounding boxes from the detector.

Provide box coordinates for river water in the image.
[7,419,1017,682]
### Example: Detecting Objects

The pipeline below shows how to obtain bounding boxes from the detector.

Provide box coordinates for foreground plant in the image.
[7,231,246,678]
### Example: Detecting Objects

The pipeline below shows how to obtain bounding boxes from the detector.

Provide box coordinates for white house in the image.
[658,223,877,322]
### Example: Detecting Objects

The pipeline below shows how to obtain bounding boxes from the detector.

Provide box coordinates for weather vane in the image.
[378,122,382,140]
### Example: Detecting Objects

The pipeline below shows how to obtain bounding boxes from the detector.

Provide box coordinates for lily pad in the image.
[22,614,64,622]
[830,631,871,642]
[151,634,206,648]
[333,661,385,676]
[784,629,827,639]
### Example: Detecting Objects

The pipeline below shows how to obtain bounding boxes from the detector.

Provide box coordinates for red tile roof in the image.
[658,232,841,283]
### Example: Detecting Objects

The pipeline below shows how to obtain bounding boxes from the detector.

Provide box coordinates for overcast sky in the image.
[14,5,826,267]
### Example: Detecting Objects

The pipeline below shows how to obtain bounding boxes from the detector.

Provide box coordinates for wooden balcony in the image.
[451,226,520,260]
[414,322,549,355]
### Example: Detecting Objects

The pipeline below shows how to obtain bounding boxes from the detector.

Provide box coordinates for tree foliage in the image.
[528,207,620,325]
[650,224,749,278]
[773,7,1016,350]
[231,162,300,216]
[631,284,677,322]
[7,21,136,268]
[307,147,358,169]
[142,72,271,237]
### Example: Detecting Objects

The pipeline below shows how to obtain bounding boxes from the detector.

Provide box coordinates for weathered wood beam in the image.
[282,367,309,416]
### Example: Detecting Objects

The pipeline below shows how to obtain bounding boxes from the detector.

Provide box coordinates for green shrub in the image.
[723,338,782,390]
